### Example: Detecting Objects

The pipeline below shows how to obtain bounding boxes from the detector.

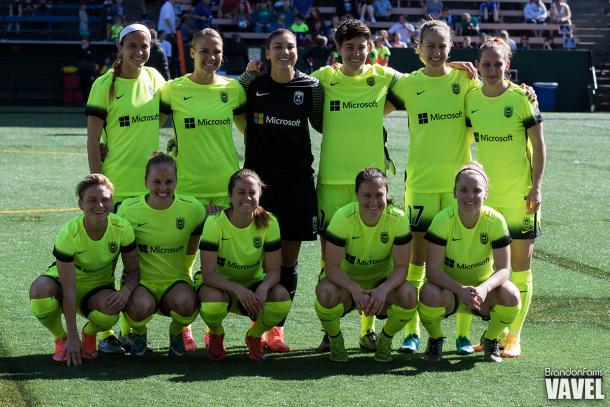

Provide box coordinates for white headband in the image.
[119,23,150,43]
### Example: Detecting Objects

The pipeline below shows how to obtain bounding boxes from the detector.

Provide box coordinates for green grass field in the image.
[0,108,608,406]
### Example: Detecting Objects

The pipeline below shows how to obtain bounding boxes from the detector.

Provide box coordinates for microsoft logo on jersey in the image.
[418,111,463,125]
[329,100,378,112]
[185,117,231,128]
[137,243,183,254]
[252,112,301,127]
[474,132,514,142]
[119,116,130,127]
[119,113,160,127]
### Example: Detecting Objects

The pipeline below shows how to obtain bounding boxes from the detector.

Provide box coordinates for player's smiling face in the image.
[145,163,176,207]
[191,35,223,75]
[357,178,387,224]
[230,176,261,216]
[338,35,369,75]
[419,28,451,70]
[79,185,112,222]
[477,48,510,88]
[118,31,151,73]
[266,32,297,70]
[454,171,488,214]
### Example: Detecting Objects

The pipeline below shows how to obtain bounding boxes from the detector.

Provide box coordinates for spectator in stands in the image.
[290,13,309,43]
[273,13,289,29]
[158,0,177,37]
[307,7,321,28]
[7,0,22,34]
[330,14,340,30]
[459,12,479,36]
[309,19,330,40]
[110,15,123,40]
[439,7,458,32]
[372,35,390,65]
[462,35,473,48]
[178,12,197,42]
[304,35,331,71]
[388,15,415,46]
[192,0,213,30]
[217,0,243,18]
[158,30,173,76]
[520,34,531,49]
[390,31,407,48]
[229,1,251,31]
[146,29,171,80]
[543,34,553,49]
[479,0,499,23]
[378,29,391,47]
[79,3,90,38]
[293,0,312,17]
[422,0,443,19]
[500,30,517,51]
[77,37,96,99]
[358,0,376,23]
[140,0,158,19]
[373,0,392,22]
[104,0,124,39]
[523,0,547,24]
[277,0,295,27]
[23,0,34,17]
[550,0,571,25]
[224,33,249,74]
[336,0,356,18]
[252,1,275,33]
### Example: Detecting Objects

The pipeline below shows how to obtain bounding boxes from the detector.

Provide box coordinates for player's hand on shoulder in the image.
[520,83,538,103]
[99,143,108,162]
[246,60,263,73]
[206,205,222,216]
[448,61,477,80]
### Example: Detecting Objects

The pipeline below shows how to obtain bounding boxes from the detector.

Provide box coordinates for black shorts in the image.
[260,177,318,241]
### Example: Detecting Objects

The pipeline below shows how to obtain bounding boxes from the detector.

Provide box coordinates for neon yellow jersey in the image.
[48,213,136,287]
[394,68,477,192]
[86,67,165,197]
[466,82,543,207]
[324,202,411,289]
[312,64,400,184]
[160,75,246,198]
[425,205,511,286]
[199,210,281,287]
[117,194,205,284]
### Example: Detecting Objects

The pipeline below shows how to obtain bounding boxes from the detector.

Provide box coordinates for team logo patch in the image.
[452,82,461,95]
[294,90,304,105]
[108,241,118,253]
[176,217,185,230]
[480,232,489,244]
[253,236,262,249]
[220,91,228,103]
[367,77,375,87]
[522,217,533,233]
[504,105,513,118]
[380,231,389,244]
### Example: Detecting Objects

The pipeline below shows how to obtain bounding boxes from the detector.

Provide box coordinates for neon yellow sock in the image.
[418,303,445,339]
[360,313,376,336]
[404,263,425,336]
[169,310,198,336]
[248,301,292,338]
[124,312,153,336]
[455,302,473,339]
[383,304,416,337]
[485,304,520,339]
[200,302,228,335]
[509,269,532,336]
[30,297,67,339]
[84,311,119,335]
[119,312,132,336]
[314,300,343,337]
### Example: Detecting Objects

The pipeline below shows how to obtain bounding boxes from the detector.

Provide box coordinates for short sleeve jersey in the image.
[312,64,400,185]
[324,202,412,289]
[393,68,477,192]
[85,67,165,197]
[160,75,246,198]
[199,210,281,287]
[465,82,543,207]
[47,213,136,287]
[117,194,205,284]
[424,205,511,286]
[239,70,323,183]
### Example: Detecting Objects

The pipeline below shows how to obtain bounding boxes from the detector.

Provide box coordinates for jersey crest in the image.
[452,82,461,95]
[380,231,389,244]
[367,77,375,87]
[176,217,185,230]
[294,90,304,105]
[480,232,489,245]
[253,236,262,249]
[220,91,228,103]
[108,241,118,253]
[504,105,513,118]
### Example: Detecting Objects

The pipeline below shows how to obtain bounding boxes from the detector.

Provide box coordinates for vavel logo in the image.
[545,368,604,400]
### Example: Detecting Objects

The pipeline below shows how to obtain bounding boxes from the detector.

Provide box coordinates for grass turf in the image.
[0,109,608,406]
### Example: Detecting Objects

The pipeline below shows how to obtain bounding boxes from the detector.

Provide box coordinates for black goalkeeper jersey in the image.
[239,70,323,183]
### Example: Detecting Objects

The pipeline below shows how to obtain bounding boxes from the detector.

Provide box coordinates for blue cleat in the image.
[456,336,475,355]
[398,333,420,353]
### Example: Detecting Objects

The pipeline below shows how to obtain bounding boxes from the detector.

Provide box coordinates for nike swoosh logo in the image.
[77,250,87,254]
[137,223,147,227]
[352,236,361,240]
[451,238,462,241]
[330,82,339,86]
[471,109,479,114]
[221,237,231,240]
[116,94,124,99]
[184,96,193,100]
[256,91,270,97]
[416,91,425,95]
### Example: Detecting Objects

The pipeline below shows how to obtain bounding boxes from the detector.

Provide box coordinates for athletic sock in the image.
[84,311,119,335]
[30,297,67,339]
[278,264,298,327]
[360,314,376,336]
[119,312,132,336]
[247,301,292,338]
[404,263,425,336]
[455,302,473,339]
[124,312,153,336]
[199,302,228,335]
[383,304,416,337]
[418,303,445,339]
[314,301,343,337]
[485,304,521,340]
[169,310,198,336]
[509,269,532,337]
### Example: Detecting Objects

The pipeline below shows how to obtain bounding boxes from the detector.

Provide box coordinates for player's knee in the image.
[29,277,58,299]
[315,280,339,308]
[497,282,520,307]
[419,282,443,307]
[126,293,155,320]
[267,284,290,302]
[199,285,228,303]
[394,282,417,309]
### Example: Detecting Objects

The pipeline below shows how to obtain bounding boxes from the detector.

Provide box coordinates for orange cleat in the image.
[206,333,226,360]
[81,329,98,360]
[501,334,522,358]
[265,326,290,352]
[53,337,67,362]
[182,327,197,352]
[245,335,266,361]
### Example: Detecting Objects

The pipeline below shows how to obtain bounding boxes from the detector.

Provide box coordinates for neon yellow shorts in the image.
[492,205,541,240]
[140,279,192,315]
[404,190,455,232]
[317,183,356,231]
[43,274,113,317]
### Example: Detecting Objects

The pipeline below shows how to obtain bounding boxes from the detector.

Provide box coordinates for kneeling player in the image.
[29,174,139,366]
[196,169,291,361]
[418,162,521,363]
[315,168,417,362]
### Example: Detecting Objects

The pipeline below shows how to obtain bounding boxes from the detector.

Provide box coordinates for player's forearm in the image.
[203,270,244,296]
[427,267,464,295]
[326,266,361,295]
[58,264,78,336]
[529,124,546,190]
[379,266,407,293]
[479,267,509,293]
[87,117,103,173]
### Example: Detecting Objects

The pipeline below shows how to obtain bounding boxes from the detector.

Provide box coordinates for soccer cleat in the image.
[482,336,502,363]
[129,334,148,357]
[265,326,290,353]
[206,333,226,360]
[182,327,197,352]
[328,332,349,362]
[399,333,421,353]
[52,337,67,362]
[245,335,267,361]
[374,332,393,362]
[501,333,521,358]
[98,335,125,355]
[359,330,378,352]
[169,332,185,357]
[455,336,475,355]
[81,329,98,360]
[423,337,444,362]
[317,333,331,353]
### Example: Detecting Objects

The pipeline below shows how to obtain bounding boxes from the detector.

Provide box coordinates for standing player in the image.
[315,168,417,362]
[86,23,166,354]
[466,37,545,358]
[29,174,139,366]
[196,169,292,361]
[238,28,323,352]
[118,153,205,356]
[418,162,521,363]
